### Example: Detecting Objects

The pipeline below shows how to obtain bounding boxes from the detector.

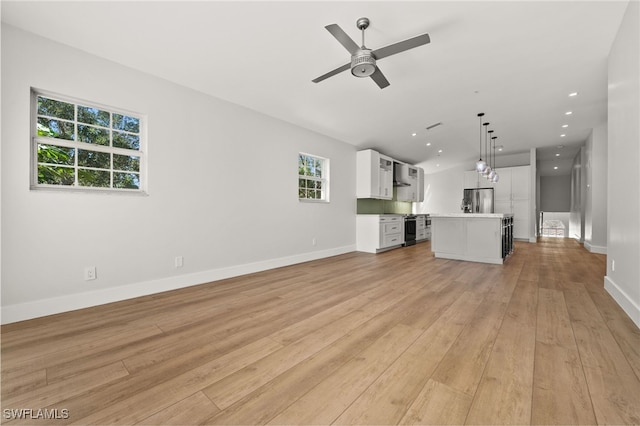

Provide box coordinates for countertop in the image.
[430,213,513,218]
[357,213,430,217]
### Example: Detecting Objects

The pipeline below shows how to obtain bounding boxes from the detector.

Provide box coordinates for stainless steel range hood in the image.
[393,162,414,187]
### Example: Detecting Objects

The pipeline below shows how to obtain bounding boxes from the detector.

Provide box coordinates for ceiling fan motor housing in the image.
[351,49,376,77]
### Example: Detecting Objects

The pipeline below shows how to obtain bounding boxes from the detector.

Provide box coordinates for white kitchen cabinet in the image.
[493,165,531,240]
[510,166,530,200]
[494,199,512,214]
[379,155,394,200]
[512,199,530,240]
[396,163,421,202]
[416,214,429,241]
[356,149,393,200]
[416,215,425,241]
[356,215,404,253]
[494,168,512,201]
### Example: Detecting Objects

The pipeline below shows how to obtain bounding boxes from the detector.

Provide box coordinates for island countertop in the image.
[430,213,514,218]
[431,213,514,264]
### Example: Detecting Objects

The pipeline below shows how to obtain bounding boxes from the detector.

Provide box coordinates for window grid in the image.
[32,90,145,192]
[298,153,329,202]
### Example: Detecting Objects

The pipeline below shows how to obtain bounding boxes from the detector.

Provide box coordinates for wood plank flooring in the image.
[2,238,640,425]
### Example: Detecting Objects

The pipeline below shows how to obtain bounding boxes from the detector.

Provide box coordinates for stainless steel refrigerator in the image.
[462,188,494,213]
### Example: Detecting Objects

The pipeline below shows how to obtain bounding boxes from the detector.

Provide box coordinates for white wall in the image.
[540,175,571,212]
[584,125,608,254]
[414,164,468,214]
[569,147,585,241]
[605,0,640,328]
[1,25,357,323]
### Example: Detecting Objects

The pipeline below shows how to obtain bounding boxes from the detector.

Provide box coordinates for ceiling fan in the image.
[312,17,431,89]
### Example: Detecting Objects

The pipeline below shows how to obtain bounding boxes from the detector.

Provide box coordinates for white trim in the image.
[604,275,640,329]
[584,241,607,254]
[1,245,356,325]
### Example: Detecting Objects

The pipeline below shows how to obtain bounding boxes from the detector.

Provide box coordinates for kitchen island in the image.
[430,213,513,264]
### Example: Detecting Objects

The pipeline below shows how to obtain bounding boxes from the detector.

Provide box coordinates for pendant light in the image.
[482,122,491,177]
[488,133,497,180]
[475,113,487,173]
[491,136,500,182]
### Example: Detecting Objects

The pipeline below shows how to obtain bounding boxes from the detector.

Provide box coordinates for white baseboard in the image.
[1,245,356,325]
[604,275,640,329]
[585,241,607,254]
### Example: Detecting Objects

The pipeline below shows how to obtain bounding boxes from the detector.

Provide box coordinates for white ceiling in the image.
[2,1,629,176]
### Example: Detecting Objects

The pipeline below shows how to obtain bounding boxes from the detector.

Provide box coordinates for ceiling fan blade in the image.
[325,24,360,55]
[372,33,431,60]
[370,67,390,89]
[312,62,351,83]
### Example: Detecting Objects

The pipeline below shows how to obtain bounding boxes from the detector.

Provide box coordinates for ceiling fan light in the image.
[351,50,376,77]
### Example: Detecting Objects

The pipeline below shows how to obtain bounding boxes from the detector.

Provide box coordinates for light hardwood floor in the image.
[2,238,640,425]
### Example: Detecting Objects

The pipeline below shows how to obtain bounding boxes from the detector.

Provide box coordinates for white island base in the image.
[431,213,514,264]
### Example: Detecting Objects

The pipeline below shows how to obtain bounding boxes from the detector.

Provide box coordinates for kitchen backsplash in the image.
[357,198,412,214]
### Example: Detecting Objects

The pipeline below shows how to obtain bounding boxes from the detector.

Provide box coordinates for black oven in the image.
[404,215,417,246]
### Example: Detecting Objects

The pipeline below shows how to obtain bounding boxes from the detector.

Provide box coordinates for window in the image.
[32,90,145,192]
[298,153,329,202]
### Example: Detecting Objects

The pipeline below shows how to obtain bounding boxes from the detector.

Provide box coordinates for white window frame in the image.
[298,152,330,203]
[30,88,147,194]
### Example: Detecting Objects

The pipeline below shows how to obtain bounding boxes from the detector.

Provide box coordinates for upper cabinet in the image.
[356,149,393,200]
[356,149,423,202]
[379,155,394,199]
[494,166,530,201]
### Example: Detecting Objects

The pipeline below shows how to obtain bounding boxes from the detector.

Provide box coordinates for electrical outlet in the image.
[175,256,184,268]
[612,259,615,271]
[84,266,97,281]
[312,238,317,246]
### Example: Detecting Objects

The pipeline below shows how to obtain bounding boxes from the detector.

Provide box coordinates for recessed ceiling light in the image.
[554,166,559,170]
[412,132,417,137]
[560,134,566,137]
[569,92,578,97]
[438,149,443,153]
[565,111,573,115]
[562,124,569,128]
[556,153,560,157]
[426,142,431,147]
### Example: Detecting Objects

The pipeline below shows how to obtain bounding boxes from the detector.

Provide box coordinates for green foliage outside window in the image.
[298,154,327,201]
[34,93,143,191]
